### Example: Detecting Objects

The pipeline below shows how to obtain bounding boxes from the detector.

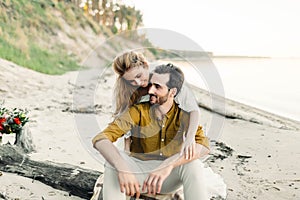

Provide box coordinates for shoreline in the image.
[1,58,299,199]
[165,58,300,123]
[190,84,300,131]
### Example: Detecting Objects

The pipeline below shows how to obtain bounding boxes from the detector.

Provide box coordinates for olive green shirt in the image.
[92,102,209,160]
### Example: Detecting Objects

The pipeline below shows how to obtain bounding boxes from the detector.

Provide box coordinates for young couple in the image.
[92,51,218,199]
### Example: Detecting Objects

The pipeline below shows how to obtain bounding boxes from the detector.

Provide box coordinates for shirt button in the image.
[161,139,164,142]
[159,153,163,156]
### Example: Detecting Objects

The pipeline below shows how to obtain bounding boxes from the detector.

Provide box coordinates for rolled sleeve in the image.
[195,126,209,150]
[92,105,141,146]
[92,121,126,146]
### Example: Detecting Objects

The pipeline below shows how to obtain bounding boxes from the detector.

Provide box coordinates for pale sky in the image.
[124,0,300,57]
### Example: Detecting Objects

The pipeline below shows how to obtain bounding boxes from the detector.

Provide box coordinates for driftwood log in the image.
[0,145,101,199]
[0,127,102,199]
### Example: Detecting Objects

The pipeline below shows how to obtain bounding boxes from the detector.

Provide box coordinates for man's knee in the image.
[178,160,204,178]
[103,164,118,183]
[183,159,204,170]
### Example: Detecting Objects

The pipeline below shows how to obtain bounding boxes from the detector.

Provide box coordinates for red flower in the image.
[0,118,6,124]
[0,124,3,131]
[14,117,21,125]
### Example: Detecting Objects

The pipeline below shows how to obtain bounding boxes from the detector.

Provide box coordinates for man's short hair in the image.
[153,63,184,95]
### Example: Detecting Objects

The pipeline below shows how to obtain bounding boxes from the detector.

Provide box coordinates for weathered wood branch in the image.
[15,126,35,153]
[0,145,101,199]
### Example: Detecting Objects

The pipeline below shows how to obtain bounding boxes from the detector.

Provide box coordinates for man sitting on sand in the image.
[92,63,210,199]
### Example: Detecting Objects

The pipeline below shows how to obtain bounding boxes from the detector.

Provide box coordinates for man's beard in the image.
[149,92,169,105]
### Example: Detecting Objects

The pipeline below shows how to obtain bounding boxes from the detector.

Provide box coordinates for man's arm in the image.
[94,139,141,198]
[92,105,142,197]
[94,139,130,171]
[142,143,209,195]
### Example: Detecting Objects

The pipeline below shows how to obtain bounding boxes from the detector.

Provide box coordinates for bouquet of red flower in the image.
[0,106,29,137]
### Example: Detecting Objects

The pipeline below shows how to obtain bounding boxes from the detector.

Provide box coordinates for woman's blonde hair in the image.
[112,51,149,116]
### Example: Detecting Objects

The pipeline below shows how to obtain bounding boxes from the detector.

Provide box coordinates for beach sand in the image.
[1,58,299,199]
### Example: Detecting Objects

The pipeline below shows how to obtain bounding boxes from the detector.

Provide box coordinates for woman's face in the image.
[122,65,149,87]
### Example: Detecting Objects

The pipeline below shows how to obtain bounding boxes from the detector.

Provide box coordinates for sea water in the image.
[175,57,300,122]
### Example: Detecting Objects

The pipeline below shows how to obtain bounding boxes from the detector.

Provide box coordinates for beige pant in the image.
[103,152,208,200]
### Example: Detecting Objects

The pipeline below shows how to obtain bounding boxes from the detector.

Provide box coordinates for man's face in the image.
[148,73,171,105]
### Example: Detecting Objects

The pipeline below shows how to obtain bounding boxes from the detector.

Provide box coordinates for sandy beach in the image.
[1,58,300,199]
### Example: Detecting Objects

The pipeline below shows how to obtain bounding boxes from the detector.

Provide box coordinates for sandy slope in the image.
[1,58,300,199]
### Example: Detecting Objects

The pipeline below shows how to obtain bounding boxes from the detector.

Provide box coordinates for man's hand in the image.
[118,171,140,198]
[142,165,173,195]
[180,135,196,160]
